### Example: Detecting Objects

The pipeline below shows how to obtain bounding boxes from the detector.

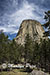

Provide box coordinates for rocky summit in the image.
[15,19,45,45]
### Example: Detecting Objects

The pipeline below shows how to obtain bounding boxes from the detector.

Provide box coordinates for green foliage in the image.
[0,32,9,63]
[44,11,50,22]
[0,33,24,63]
[33,42,40,64]
[38,39,50,72]
[43,10,50,36]
[24,34,34,63]
[0,32,50,73]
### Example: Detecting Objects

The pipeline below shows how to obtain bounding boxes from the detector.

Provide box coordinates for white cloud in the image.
[10,0,44,25]
[0,26,19,34]
[0,0,45,34]
[41,0,44,3]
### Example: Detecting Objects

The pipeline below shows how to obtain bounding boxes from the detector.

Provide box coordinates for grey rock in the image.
[30,70,49,75]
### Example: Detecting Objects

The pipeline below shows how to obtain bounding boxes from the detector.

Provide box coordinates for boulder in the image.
[30,70,49,75]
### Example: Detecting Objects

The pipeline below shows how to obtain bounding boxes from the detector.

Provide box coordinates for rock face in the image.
[15,19,45,45]
[30,70,49,75]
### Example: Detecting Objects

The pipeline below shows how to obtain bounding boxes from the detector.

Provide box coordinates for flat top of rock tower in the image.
[21,19,41,24]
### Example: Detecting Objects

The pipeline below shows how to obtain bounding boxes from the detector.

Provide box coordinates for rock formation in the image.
[30,70,49,75]
[15,19,45,45]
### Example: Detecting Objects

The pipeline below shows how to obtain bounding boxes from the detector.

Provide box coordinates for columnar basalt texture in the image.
[15,19,45,45]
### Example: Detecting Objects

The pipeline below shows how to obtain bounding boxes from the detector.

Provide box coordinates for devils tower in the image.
[15,19,45,45]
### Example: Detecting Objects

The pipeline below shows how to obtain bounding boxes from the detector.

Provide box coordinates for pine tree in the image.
[0,32,9,63]
[24,34,34,63]
[43,10,50,36]
[39,39,48,71]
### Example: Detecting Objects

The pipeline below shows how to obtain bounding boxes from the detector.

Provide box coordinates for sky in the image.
[0,0,50,40]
